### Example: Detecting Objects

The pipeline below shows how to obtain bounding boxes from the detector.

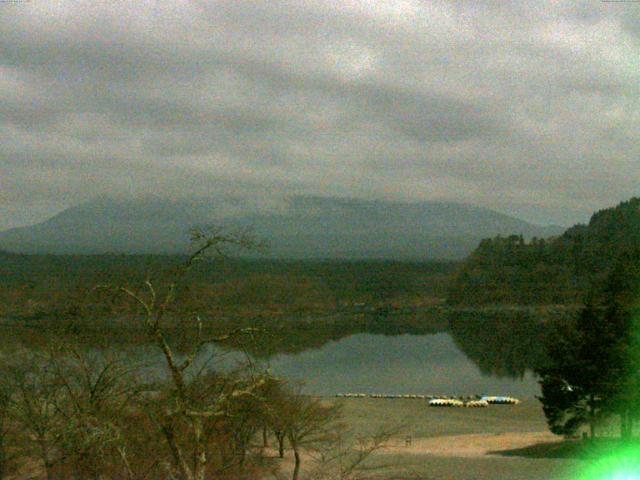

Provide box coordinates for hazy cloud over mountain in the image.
[2,1,639,229]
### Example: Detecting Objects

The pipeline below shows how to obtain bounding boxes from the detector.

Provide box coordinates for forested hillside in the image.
[448,197,640,306]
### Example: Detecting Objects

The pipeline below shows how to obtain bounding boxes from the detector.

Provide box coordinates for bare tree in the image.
[263,385,403,480]
[308,424,403,480]
[8,352,63,480]
[103,226,267,480]
[261,378,292,459]
[49,348,142,480]
[269,391,342,480]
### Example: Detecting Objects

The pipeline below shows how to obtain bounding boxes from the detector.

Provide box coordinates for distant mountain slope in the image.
[448,197,640,305]
[0,195,563,259]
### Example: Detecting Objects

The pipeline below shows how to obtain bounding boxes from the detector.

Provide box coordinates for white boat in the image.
[464,400,489,408]
[480,395,520,405]
[428,398,464,407]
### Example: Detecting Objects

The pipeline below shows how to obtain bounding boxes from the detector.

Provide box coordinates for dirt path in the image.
[382,431,560,458]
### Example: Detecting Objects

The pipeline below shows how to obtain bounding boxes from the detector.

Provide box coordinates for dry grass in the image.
[321,397,583,480]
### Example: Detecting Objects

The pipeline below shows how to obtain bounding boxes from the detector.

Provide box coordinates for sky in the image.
[1,0,639,230]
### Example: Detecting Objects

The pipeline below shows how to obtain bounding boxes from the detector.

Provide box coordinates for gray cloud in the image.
[1,0,639,228]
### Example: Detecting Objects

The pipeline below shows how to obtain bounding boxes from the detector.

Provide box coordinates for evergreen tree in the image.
[537,304,611,437]
[598,249,640,438]
[536,247,640,438]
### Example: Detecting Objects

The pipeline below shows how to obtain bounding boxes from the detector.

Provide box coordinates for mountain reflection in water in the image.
[4,308,571,399]
[265,332,541,397]
[225,309,566,398]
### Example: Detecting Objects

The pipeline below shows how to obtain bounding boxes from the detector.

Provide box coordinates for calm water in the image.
[128,312,549,398]
[4,311,550,399]
[263,332,540,398]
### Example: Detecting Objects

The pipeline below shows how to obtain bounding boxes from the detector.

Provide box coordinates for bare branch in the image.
[178,315,203,372]
[144,279,157,310]
[202,326,261,345]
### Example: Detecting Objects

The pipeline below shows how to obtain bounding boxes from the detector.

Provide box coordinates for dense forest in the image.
[448,197,640,306]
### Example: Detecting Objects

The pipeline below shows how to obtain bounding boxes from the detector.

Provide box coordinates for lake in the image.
[195,310,548,398]
[3,309,555,399]
[262,332,540,398]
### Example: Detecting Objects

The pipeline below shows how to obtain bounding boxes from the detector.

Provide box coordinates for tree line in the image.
[0,251,456,321]
[448,197,640,306]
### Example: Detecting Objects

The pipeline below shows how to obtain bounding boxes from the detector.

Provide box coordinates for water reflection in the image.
[448,310,549,379]
[219,308,564,397]
[264,332,542,397]
[2,308,572,398]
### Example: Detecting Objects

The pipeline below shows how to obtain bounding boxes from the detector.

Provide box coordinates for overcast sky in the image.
[1,0,639,230]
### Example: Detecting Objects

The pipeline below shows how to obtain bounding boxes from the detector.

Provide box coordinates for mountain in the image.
[0,195,564,259]
[448,197,640,305]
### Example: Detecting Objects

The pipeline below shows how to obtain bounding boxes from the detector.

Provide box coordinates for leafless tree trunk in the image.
[160,421,193,480]
[193,417,207,480]
[262,425,269,448]
[272,430,285,458]
[290,439,301,480]
[103,226,266,480]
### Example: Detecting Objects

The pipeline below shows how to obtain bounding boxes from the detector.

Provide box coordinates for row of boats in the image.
[428,396,520,407]
[334,393,520,406]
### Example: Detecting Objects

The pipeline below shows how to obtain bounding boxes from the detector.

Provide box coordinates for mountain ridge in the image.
[0,195,564,259]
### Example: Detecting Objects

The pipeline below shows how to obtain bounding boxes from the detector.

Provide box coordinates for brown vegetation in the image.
[0,229,401,480]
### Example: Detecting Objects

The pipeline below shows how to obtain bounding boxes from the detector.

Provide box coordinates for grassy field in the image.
[331,398,582,480]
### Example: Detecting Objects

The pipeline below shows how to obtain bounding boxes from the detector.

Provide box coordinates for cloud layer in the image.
[2,0,639,229]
